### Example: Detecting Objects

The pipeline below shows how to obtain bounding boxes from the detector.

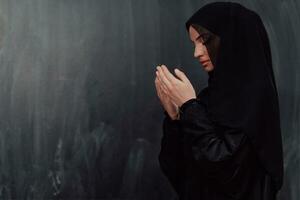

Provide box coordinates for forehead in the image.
[189,24,209,39]
[188,25,200,41]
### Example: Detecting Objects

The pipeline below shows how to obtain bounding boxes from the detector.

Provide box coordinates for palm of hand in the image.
[155,76,179,120]
[161,92,178,119]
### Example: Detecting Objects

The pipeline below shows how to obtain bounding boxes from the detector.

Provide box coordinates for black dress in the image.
[183,2,284,194]
[158,88,277,200]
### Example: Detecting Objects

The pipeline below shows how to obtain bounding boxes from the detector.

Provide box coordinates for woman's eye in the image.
[201,34,212,44]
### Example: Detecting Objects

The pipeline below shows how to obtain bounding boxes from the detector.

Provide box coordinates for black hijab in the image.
[185,2,284,191]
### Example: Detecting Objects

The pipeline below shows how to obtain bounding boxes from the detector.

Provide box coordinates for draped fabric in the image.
[159,88,277,199]
[184,2,283,192]
[158,2,283,200]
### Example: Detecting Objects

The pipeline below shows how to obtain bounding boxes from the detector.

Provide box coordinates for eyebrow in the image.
[191,33,207,43]
[190,36,199,43]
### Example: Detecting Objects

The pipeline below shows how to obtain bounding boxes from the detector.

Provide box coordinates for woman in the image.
[154,2,284,200]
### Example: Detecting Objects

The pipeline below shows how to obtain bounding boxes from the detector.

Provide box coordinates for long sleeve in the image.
[178,98,248,183]
[158,111,185,195]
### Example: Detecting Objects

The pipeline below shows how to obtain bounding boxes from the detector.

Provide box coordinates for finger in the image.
[160,84,169,96]
[154,77,161,97]
[159,84,170,102]
[174,68,190,83]
[161,65,181,84]
[155,75,165,98]
[155,76,166,97]
[156,71,169,94]
[155,76,161,91]
[157,67,173,91]
[158,83,166,98]
[155,77,170,106]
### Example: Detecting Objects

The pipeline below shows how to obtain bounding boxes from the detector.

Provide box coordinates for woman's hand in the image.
[156,65,196,107]
[155,76,179,120]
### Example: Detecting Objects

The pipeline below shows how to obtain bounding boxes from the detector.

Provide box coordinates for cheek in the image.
[202,45,210,55]
[195,43,207,54]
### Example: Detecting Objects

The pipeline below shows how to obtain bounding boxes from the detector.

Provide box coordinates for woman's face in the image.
[188,25,220,72]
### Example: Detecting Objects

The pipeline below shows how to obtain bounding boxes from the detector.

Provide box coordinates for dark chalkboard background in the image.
[0,0,298,199]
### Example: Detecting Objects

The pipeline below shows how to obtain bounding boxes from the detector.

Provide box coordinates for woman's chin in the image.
[203,65,214,72]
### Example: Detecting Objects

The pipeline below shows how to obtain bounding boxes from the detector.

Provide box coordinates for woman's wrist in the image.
[170,112,180,120]
[179,98,198,113]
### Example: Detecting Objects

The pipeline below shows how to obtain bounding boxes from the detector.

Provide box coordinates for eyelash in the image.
[198,34,212,44]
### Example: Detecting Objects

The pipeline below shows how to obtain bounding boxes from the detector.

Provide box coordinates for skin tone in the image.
[154,25,218,120]
[191,24,221,70]
[189,25,217,71]
[154,65,196,120]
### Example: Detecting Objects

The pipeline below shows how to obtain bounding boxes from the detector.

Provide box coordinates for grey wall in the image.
[0,0,298,199]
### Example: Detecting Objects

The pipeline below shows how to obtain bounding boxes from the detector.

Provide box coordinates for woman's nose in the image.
[194,44,205,59]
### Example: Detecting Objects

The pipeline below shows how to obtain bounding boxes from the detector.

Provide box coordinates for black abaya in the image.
[158,2,283,200]
[159,88,276,200]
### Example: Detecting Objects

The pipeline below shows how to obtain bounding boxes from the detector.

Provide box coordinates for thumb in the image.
[174,68,189,83]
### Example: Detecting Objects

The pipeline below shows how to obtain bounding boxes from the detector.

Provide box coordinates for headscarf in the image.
[185,2,284,191]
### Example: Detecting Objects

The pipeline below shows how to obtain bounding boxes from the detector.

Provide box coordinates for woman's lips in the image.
[200,60,210,66]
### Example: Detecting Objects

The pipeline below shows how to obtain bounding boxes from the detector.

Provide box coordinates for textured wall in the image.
[0,0,298,199]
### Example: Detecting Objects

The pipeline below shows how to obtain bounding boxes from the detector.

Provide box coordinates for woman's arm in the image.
[178,98,248,183]
[158,111,185,195]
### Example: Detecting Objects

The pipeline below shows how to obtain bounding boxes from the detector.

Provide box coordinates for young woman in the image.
[155,2,284,200]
